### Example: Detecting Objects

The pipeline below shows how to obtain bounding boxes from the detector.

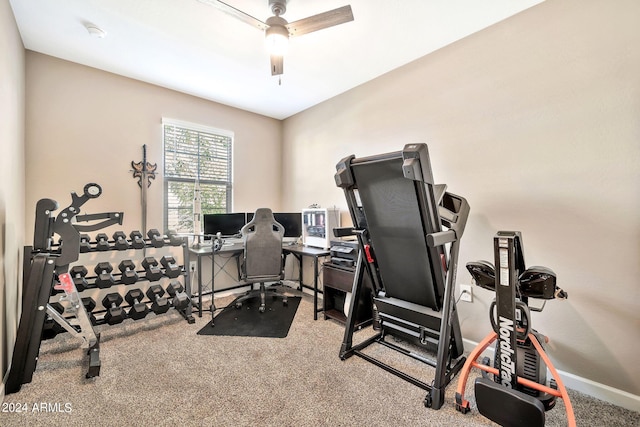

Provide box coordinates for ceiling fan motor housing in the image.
[266,15,288,30]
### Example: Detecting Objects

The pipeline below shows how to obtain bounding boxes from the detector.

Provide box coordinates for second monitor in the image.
[203,212,246,238]
[204,212,302,239]
[246,211,302,239]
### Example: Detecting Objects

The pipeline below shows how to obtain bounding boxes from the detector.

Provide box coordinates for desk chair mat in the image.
[197,296,301,338]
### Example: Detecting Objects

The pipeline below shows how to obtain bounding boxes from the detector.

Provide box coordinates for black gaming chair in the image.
[234,208,287,313]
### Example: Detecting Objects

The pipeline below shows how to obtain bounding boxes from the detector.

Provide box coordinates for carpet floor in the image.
[1,285,638,426]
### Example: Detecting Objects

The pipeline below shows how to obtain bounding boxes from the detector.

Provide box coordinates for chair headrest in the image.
[252,208,275,223]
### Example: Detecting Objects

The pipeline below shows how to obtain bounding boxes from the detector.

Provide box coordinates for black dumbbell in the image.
[102,293,126,325]
[146,285,170,315]
[166,230,183,247]
[142,257,163,282]
[70,265,89,292]
[167,281,189,310]
[80,234,92,253]
[147,229,165,248]
[81,297,97,325]
[130,230,146,249]
[125,289,149,320]
[42,302,66,339]
[94,262,116,288]
[81,297,96,312]
[118,259,139,285]
[113,231,130,251]
[50,301,65,314]
[95,233,110,251]
[160,256,181,278]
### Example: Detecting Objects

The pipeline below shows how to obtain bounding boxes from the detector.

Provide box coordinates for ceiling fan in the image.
[198,0,354,76]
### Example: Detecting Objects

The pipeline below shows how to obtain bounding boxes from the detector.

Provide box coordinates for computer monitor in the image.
[274,212,302,238]
[203,213,246,237]
[246,211,302,238]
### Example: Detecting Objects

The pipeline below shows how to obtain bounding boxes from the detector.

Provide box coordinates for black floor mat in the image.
[197,296,301,338]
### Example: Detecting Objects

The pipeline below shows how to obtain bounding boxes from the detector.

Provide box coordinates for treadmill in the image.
[334,143,470,409]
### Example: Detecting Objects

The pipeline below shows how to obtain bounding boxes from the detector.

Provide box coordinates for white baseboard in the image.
[462,338,640,412]
[556,369,640,413]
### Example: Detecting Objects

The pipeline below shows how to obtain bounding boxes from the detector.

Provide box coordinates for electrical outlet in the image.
[459,284,473,303]
[190,261,197,272]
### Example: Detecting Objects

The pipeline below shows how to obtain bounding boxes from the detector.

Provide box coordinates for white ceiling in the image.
[9,0,543,120]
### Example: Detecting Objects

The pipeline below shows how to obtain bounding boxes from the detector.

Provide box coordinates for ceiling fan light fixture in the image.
[265,24,289,56]
[206,0,354,76]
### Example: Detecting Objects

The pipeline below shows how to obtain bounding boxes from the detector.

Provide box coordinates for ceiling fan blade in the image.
[271,54,284,76]
[286,5,354,37]
[198,0,267,31]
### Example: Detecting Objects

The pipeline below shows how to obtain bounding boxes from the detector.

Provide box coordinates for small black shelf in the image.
[322,262,372,328]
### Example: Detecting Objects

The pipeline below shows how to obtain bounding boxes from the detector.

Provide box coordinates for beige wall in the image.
[0,1,25,385]
[283,0,640,398]
[24,53,282,242]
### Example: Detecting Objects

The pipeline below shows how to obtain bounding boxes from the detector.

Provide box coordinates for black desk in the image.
[189,243,330,319]
[282,244,331,320]
[189,244,243,317]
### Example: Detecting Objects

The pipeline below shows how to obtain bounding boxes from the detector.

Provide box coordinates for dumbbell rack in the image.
[50,230,196,329]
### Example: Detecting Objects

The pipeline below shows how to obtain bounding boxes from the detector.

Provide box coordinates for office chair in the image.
[234,208,288,313]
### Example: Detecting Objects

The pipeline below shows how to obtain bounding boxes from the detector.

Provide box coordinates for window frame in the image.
[162,118,234,233]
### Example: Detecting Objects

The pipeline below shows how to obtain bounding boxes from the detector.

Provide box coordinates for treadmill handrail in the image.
[427,230,457,247]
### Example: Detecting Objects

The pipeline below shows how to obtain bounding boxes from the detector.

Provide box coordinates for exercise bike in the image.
[455,231,576,427]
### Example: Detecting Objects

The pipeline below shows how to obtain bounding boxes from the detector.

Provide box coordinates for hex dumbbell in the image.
[125,289,149,320]
[82,297,97,325]
[79,234,92,253]
[42,302,66,339]
[167,281,189,310]
[94,262,116,288]
[70,265,89,292]
[118,259,139,285]
[166,230,183,246]
[142,257,163,282]
[95,233,110,251]
[129,230,146,249]
[102,293,126,325]
[113,231,130,251]
[147,229,165,248]
[160,256,181,278]
[146,285,170,315]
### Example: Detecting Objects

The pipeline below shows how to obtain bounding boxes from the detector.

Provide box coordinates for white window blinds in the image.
[163,120,233,233]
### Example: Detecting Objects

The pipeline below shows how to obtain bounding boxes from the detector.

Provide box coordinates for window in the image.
[163,119,233,233]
